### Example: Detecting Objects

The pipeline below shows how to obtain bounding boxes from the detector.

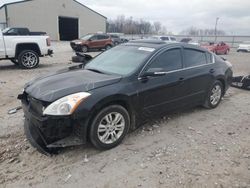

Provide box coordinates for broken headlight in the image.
[43,92,91,116]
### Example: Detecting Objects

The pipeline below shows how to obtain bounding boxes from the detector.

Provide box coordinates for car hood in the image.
[24,67,122,102]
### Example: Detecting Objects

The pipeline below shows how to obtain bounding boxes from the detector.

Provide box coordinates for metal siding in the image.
[5,0,106,40]
[0,8,6,23]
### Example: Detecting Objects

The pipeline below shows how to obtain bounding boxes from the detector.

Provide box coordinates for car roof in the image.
[125,39,207,52]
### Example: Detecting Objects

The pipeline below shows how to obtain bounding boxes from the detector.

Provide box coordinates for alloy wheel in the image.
[210,85,222,106]
[97,112,125,144]
[21,52,38,68]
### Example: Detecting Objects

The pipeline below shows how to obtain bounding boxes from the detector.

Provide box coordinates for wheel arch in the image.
[85,94,136,139]
[15,43,41,57]
[215,76,226,95]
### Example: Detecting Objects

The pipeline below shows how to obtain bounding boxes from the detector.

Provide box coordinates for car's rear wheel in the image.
[82,45,88,53]
[18,50,39,69]
[203,80,223,109]
[90,105,130,150]
[105,45,112,51]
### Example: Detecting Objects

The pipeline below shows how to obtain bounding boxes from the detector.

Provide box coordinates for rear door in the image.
[0,32,5,58]
[182,48,215,104]
[97,35,109,48]
[89,35,99,48]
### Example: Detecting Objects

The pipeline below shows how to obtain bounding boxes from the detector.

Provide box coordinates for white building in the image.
[0,0,107,40]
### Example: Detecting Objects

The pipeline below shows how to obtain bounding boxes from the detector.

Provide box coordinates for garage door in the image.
[59,17,79,41]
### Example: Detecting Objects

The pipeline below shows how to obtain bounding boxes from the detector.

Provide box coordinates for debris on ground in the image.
[8,106,22,115]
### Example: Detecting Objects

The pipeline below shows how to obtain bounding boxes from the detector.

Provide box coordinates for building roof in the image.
[0,0,107,19]
[0,0,30,9]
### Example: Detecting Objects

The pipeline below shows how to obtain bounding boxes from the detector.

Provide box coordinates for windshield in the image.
[85,45,154,76]
[2,28,10,34]
[81,34,94,40]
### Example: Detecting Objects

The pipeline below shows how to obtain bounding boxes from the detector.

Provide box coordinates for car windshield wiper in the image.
[86,68,104,74]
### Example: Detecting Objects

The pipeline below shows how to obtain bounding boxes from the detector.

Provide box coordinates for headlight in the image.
[43,92,91,116]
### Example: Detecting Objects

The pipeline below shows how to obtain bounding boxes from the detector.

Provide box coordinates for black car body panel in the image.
[19,41,233,154]
[24,69,122,102]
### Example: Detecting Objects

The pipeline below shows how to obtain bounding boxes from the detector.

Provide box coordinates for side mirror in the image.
[140,68,166,78]
[142,71,166,77]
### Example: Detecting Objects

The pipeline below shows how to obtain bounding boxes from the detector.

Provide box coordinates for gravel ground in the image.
[0,42,249,188]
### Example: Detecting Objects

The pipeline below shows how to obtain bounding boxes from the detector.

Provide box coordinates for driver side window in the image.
[148,48,183,72]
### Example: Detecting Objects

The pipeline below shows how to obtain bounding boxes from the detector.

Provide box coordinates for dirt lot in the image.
[0,42,249,188]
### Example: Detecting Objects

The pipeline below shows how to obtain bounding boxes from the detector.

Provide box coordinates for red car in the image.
[201,42,230,55]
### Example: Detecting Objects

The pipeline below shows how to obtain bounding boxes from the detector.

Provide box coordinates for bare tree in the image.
[153,21,162,34]
[107,15,167,35]
[180,26,226,36]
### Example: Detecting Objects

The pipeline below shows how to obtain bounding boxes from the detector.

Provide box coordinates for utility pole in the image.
[4,5,9,27]
[214,17,219,43]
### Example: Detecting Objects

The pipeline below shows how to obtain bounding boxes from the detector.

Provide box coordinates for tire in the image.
[114,42,119,46]
[203,80,224,109]
[72,55,85,63]
[10,59,19,65]
[105,45,112,51]
[225,49,229,55]
[82,45,88,53]
[90,105,130,150]
[18,50,39,69]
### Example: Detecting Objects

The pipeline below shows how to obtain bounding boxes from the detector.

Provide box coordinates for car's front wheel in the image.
[90,105,130,150]
[204,80,223,109]
[82,45,88,53]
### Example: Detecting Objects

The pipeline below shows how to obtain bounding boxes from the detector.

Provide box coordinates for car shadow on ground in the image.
[50,105,209,158]
[0,63,59,71]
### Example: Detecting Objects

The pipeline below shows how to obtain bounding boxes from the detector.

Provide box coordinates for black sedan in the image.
[18,40,233,155]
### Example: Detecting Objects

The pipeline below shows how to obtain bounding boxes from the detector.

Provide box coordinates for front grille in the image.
[23,92,48,117]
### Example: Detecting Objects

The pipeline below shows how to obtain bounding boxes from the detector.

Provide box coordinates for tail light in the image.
[46,37,51,46]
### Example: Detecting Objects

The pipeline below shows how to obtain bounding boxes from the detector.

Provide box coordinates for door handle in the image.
[209,69,215,73]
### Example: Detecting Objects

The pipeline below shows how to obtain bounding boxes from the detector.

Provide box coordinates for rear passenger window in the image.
[206,52,214,64]
[184,49,207,67]
[148,48,182,72]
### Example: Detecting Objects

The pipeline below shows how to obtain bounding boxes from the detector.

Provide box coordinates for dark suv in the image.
[70,34,113,52]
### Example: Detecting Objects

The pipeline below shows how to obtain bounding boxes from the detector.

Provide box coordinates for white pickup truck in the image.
[0,27,53,69]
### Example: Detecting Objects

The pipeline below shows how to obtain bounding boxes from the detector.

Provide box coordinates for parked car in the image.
[70,33,113,52]
[18,40,233,155]
[201,41,230,55]
[121,38,129,43]
[108,34,122,45]
[180,38,199,45]
[150,36,177,43]
[0,27,53,69]
[237,41,250,52]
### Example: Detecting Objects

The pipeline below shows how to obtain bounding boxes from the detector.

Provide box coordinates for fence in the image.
[124,34,250,48]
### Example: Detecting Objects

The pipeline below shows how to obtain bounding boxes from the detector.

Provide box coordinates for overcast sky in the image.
[79,0,250,35]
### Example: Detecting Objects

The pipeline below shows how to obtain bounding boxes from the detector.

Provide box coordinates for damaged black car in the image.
[18,40,233,155]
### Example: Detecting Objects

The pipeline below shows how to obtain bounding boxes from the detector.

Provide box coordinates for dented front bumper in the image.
[19,93,87,155]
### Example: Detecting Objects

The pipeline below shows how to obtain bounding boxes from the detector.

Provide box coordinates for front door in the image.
[0,32,5,58]
[136,48,189,119]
